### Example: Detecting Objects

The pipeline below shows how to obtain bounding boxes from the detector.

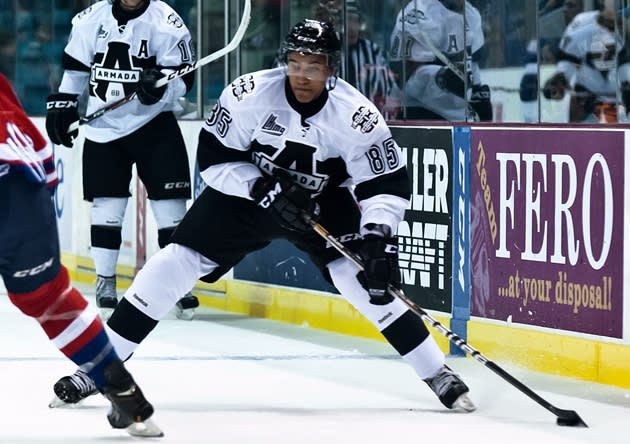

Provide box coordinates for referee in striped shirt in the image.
[315,0,400,118]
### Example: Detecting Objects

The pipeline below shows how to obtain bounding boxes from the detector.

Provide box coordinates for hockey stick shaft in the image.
[418,31,467,82]
[67,0,251,133]
[309,220,587,427]
[416,30,481,122]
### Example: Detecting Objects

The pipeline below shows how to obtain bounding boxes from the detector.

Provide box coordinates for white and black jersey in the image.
[389,0,484,120]
[57,0,195,142]
[557,11,620,104]
[197,67,409,234]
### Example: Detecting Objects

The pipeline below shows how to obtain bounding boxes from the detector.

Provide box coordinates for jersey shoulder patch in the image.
[351,105,380,134]
[72,2,105,25]
[332,80,382,135]
[152,1,186,29]
[230,74,256,101]
[165,11,185,29]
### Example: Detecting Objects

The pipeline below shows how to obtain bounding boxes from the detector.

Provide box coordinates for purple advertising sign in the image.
[471,129,624,338]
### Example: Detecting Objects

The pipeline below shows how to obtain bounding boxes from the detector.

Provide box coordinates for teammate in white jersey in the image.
[52,19,476,413]
[0,72,161,437]
[543,5,621,122]
[44,0,199,319]
[388,0,492,121]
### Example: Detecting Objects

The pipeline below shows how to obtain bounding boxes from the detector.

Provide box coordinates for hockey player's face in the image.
[118,0,146,11]
[286,52,330,103]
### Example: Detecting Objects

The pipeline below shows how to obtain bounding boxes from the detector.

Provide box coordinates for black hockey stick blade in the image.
[307,221,588,428]
[554,408,588,427]
[483,362,587,427]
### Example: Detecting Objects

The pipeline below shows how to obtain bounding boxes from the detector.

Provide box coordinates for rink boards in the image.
[32,118,630,390]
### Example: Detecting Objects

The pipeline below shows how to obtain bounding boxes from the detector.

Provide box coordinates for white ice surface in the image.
[0,284,628,443]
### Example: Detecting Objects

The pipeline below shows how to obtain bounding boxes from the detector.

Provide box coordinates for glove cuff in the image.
[361,223,392,238]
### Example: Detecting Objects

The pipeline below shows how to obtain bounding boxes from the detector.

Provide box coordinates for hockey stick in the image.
[67,0,252,133]
[308,219,588,428]
[415,30,482,122]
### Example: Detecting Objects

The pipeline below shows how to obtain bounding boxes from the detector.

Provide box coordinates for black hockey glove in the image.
[251,169,320,233]
[543,72,568,100]
[470,84,493,121]
[435,63,466,98]
[356,225,399,305]
[45,93,79,148]
[136,68,167,105]
[519,73,538,102]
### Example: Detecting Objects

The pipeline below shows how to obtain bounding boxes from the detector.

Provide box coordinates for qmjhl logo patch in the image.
[351,106,378,133]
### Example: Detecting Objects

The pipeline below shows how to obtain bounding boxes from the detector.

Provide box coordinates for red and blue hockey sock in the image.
[8,266,119,388]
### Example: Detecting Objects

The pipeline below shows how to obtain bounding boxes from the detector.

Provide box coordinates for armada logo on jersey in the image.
[167,13,183,28]
[93,68,140,83]
[261,114,286,136]
[231,75,255,101]
[92,41,144,101]
[351,106,379,133]
[253,153,327,193]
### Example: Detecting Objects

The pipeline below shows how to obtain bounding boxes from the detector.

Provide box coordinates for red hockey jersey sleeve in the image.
[0,73,57,189]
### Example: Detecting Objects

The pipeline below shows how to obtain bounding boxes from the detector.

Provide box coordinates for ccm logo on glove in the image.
[46,101,77,109]
[251,169,319,233]
[257,181,283,208]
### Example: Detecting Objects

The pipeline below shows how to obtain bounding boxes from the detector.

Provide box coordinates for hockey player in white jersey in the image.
[45,0,199,320]
[388,0,492,121]
[543,4,621,122]
[51,19,475,413]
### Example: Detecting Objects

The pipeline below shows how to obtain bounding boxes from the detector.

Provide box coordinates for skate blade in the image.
[99,307,115,322]
[452,393,476,412]
[48,395,67,408]
[126,418,164,438]
[175,307,195,321]
[48,395,81,409]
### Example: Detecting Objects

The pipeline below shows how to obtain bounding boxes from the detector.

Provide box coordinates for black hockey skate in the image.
[96,275,118,321]
[175,292,199,320]
[423,365,476,412]
[101,359,163,437]
[49,368,98,408]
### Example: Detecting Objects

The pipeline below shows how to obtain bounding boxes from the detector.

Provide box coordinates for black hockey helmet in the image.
[279,19,341,71]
